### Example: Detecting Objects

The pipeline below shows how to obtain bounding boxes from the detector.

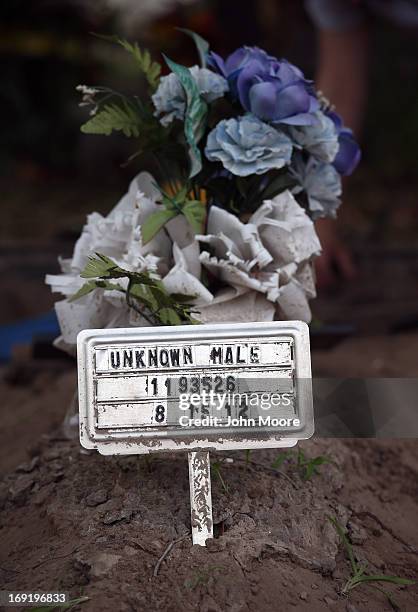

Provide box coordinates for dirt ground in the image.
[0,337,417,612]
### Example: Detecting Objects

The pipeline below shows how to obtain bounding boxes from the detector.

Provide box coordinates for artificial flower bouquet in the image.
[46,31,360,353]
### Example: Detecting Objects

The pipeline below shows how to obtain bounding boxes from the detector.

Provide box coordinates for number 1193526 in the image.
[147,375,237,397]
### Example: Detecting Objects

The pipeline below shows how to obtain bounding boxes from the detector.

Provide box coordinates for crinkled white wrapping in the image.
[47,178,321,352]
[162,243,213,306]
[198,289,275,324]
[46,175,168,348]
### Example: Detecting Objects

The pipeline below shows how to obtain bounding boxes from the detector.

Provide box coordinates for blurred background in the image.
[1,0,418,363]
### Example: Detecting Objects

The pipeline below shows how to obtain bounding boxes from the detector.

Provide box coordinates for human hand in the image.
[314,217,356,289]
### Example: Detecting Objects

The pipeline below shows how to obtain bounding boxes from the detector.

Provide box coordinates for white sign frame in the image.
[78,321,314,456]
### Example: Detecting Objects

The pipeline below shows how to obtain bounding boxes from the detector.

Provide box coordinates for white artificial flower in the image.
[47,178,322,354]
[46,172,207,353]
[197,190,321,324]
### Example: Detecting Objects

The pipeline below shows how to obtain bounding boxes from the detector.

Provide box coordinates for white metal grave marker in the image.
[78,321,314,546]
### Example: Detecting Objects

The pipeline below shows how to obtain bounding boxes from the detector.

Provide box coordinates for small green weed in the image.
[212,459,229,494]
[184,565,224,589]
[329,516,415,610]
[272,448,334,481]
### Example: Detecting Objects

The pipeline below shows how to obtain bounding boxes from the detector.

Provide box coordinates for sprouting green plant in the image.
[184,565,224,589]
[329,516,415,609]
[296,448,334,480]
[272,450,293,470]
[70,253,199,326]
[28,596,89,612]
[272,448,334,481]
[212,459,229,494]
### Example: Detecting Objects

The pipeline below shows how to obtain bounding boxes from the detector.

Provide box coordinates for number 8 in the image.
[155,405,166,423]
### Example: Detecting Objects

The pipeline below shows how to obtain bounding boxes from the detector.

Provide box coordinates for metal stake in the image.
[188,451,213,546]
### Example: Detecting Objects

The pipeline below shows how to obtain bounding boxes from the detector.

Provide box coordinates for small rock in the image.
[346,604,359,612]
[379,490,392,503]
[247,487,259,499]
[9,475,35,504]
[86,489,108,507]
[348,521,368,545]
[89,552,121,578]
[206,538,226,552]
[324,596,337,606]
[43,448,60,461]
[299,592,309,601]
[311,584,318,590]
[102,508,133,525]
[112,483,125,497]
[33,485,55,507]
[16,457,39,473]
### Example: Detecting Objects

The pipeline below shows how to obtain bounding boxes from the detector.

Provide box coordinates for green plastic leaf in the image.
[80,253,124,279]
[149,285,175,307]
[127,282,156,311]
[69,280,124,302]
[169,292,197,303]
[261,171,297,201]
[141,208,177,244]
[69,280,98,302]
[94,34,161,91]
[177,28,209,67]
[164,56,208,178]
[172,184,190,205]
[159,307,182,325]
[182,200,206,234]
[81,101,142,137]
[73,252,198,327]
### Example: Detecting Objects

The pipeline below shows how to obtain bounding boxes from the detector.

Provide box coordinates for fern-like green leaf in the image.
[118,40,161,91]
[81,101,141,137]
[95,34,161,91]
[80,253,125,279]
[74,253,198,326]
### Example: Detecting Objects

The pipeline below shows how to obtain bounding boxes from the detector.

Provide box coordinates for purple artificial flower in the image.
[327,111,361,176]
[208,46,319,126]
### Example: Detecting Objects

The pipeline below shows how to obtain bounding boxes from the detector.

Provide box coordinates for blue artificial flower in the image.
[289,110,339,163]
[205,115,293,177]
[152,66,228,126]
[291,154,342,219]
[208,46,319,126]
[327,111,361,176]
